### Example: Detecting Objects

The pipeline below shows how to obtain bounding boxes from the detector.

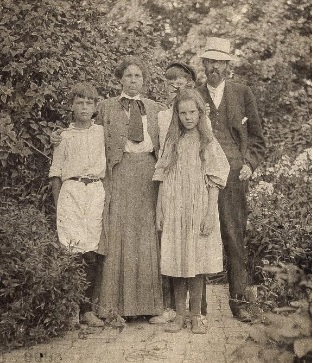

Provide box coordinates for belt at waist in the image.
[68,177,102,185]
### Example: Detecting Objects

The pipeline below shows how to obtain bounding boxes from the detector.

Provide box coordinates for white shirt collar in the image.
[206,80,225,108]
[120,91,141,100]
[68,120,94,130]
[206,80,225,95]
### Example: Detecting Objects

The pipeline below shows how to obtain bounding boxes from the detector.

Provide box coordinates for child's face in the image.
[178,100,199,130]
[120,64,144,97]
[166,77,190,104]
[72,96,96,123]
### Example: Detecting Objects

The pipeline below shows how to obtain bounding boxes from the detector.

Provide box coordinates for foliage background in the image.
[0,0,311,352]
[0,203,86,349]
[0,0,311,210]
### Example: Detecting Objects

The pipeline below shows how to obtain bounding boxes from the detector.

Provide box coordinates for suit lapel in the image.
[117,97,130,126]
[198,84,211,104]
[143,98,159,157]
[143,99,151,133]
[224,81,237,126]
[144,100,154,141]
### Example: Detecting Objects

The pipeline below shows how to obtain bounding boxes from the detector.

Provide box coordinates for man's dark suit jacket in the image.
[197,81,265,171]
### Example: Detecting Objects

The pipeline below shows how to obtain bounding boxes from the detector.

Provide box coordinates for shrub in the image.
[231,263,312,363]
[0,201,86,350]
[231,148,312,362]
[246,148,312,283]
[0,0,167,213]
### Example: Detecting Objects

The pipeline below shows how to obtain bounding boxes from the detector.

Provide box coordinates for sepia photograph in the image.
[0,1,311,362]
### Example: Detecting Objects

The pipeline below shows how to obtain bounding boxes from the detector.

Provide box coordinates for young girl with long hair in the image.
[153,88,229,334]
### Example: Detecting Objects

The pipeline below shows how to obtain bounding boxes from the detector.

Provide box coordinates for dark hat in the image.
[165,61,197,82]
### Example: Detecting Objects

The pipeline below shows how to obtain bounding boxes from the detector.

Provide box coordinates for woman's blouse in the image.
[119,92,154,153]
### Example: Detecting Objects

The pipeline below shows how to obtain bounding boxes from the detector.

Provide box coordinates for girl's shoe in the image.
[149,309,176,324]
[191,315,207,334]
[164,314,185,333]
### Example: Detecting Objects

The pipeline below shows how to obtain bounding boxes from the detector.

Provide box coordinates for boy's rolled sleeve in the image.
[49,142,65,179]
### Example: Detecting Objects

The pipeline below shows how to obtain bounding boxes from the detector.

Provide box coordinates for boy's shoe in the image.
[164,314,185,333]
[81,311,104,327]
[191,315,207,334]
[149,309,176,324]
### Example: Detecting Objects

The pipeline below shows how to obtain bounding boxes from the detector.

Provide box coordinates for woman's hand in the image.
[200,212,215,236]
[50,128,63,146]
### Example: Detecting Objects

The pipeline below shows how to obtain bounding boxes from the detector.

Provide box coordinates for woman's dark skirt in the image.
[96,152,163,317]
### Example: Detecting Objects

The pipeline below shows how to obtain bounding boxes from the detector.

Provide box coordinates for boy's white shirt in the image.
[49,122,106,181]
[49,121,106,253]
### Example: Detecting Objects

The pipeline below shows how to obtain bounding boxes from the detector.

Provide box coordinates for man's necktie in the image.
[120,97,145,143]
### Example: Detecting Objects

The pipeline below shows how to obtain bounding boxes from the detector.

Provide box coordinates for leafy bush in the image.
[246,148,312,283]
[231,263,312,363]
[0,0,167,213]
[0,0,311,214]
[230,148,312,362]
[0,202,86,350]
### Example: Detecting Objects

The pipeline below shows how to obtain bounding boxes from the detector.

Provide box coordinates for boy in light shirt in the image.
[49,82,106,327]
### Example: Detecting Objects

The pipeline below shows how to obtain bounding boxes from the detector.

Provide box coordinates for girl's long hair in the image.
[162,88,214,173]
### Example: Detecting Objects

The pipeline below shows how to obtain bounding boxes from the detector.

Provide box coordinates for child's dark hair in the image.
[164,66,194,82]
[114,55,148,80]
[68,82,99,104]
[163,88,214,173]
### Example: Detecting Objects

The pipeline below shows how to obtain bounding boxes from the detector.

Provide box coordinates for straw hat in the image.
[199,37,238,61]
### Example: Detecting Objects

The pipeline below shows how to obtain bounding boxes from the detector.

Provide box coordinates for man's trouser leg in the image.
[218,171,249,315]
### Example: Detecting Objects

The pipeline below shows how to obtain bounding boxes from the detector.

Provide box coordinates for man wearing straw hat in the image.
[197,37,265,322]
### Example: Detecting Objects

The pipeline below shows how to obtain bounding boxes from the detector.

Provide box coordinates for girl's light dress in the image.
[153,130,229,278]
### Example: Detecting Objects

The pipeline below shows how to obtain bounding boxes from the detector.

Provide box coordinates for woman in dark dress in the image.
[96,56,164,318]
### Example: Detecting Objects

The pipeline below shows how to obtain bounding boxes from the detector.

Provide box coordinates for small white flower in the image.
[242,117,248,124]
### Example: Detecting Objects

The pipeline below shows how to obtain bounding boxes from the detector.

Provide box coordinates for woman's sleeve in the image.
[204,137,230,189]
